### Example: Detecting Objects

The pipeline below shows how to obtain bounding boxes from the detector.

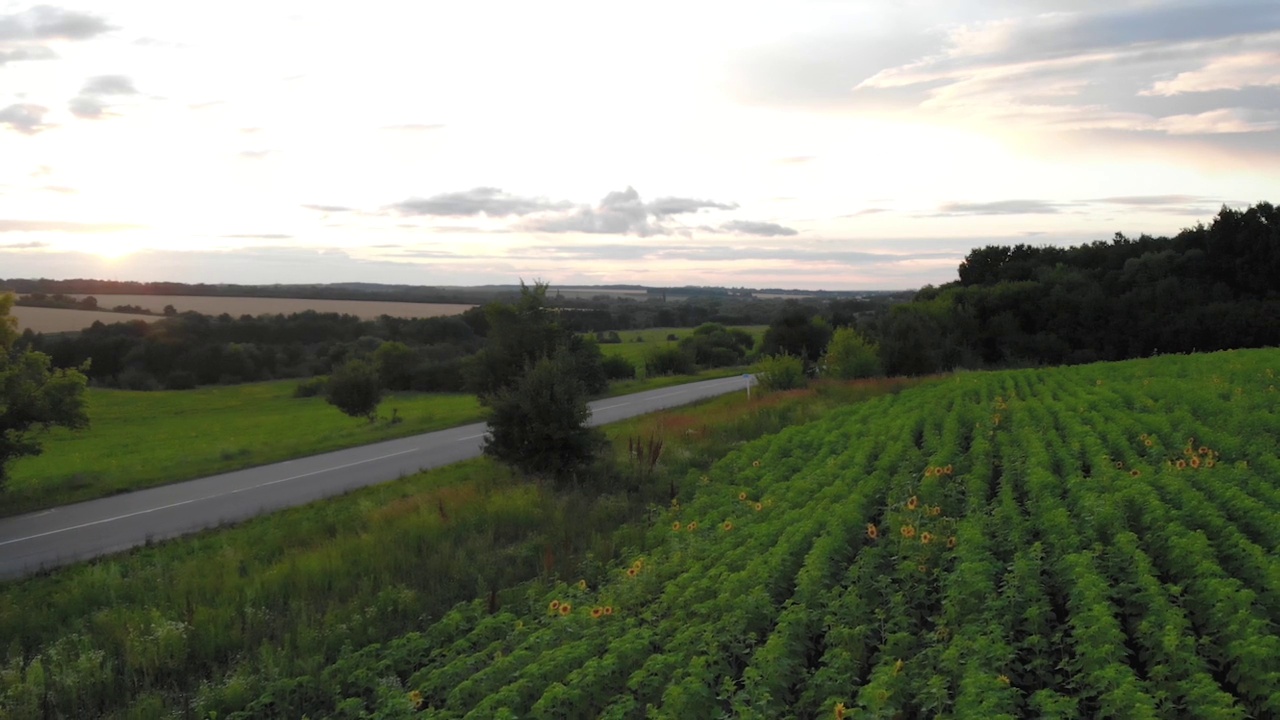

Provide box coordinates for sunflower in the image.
[1183,447,1194,457]
[1115,461,1123,469]
[754,502,763,512]
[947,536,957,549]
[893,659,905,676]
[409,690,424,708]
[1144,439,1153,447]
[559,603,572,616]
[1140,433,1148,441]
[918,564,928,573]
[924,466,936,477]
[944,464,954,475]
[866,523,879,540]
[901,525,917,539]
[1190,456,1201,469]
[738,491,748,501]
[920,531,934,545]
[603,605,613,615]
[997,674,1010,686]
[723,521,734,531]
[672,521,682,531]
[752,460,761,468]
[834,702,846,720]
[1176,459,1187,470]
[590,607,603,619]
[1129,469,1140,477]
[688,521,698,531]
[549,600,561,611]
[1205,459,1216,468]
[906,495,919,511]
[626,567,638,578]
[1198,446,1209,455]
[928,505,942,517]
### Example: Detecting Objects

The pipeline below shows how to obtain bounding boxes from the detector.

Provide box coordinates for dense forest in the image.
[868,202,1280,374]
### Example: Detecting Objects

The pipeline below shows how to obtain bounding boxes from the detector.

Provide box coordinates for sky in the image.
[1,1,1278,291]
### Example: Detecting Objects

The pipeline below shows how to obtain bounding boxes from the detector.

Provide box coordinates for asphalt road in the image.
[0,374,754,579]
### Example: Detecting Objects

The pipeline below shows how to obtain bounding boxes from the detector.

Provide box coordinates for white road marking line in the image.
[0,447,421,548]
[593,401,632,411]
[456,433,485,441]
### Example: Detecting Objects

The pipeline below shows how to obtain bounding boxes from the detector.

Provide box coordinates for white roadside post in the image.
[744,373,752,401]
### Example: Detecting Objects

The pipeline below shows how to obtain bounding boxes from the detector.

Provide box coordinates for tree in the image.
[761,303,832,368]
[1,293,89,491]
[483,348,604,481]
[373,340,416,390]
[822,327,882,379]
[324,358,383,422]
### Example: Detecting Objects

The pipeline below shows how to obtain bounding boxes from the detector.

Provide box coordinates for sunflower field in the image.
[237,348,1280,720]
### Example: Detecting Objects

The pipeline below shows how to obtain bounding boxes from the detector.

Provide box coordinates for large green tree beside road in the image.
[1,293,89,491]
[324,358,383,422]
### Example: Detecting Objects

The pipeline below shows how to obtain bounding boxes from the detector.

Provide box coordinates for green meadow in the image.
[596,325,767,367]
[4,382,484,517]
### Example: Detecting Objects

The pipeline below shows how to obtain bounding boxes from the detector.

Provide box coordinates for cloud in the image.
[0,104,51,134]
[70,74,138,119]
[390,187,572,217]
[238,149,275,160]
[934,199,1068,216]
[1090,194,1209,206]
[843,3,1280,148]
[720,220,799,237]
[302,204,354,213]
[0,45,56,64]
[521,186,741,236]
[221,233,293,240]
[0,6,112,41]
[647,196,738,216]
[1142,50,1280,95]
[0,240,49,249]
[0,219,142,232]
[841,208,890,218]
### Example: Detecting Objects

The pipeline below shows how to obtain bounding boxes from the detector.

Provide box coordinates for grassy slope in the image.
[0,376,919,718]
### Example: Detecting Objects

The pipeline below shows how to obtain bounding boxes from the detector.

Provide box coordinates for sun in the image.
[88,240,142,260]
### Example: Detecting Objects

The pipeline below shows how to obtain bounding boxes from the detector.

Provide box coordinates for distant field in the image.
[70,295,475,321]
[9,305,159,333]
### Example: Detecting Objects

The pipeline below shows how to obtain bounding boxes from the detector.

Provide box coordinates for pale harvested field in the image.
[71,295,475,321]
[11,305,159,333]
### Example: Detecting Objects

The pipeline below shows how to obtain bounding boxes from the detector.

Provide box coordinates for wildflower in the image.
[755,502,763,512]
[1130,469,1140,478]
[1176,459,1186,470]
[549,600,560,611]
[997,674,1010,686]
[591,607,603,619]
[834,702,846,720]
[947,536,957,549]
[906,495,919,511]
[866,523,879,540]
[672,521,682,531]
[901,525,916,539]
[1190,456,1201,469]
[944,464,953,475]
[626,568,638,578]
[723,521,734,531]
[739,491,748,501]
[603,606,613,615]
[920,531,934,545]
[893,659,904,676]
[559,603,572,616]
[578,579,588,590]
[752,460,761,468]
[688,521,698,531]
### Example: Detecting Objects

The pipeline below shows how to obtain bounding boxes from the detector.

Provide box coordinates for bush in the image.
[754,353,807,391]
[293,376,328,398]
[409,359,466,392]
[601,355,636,380]
[325,360,383,421]
[483,348,604,481]
[645,346,696,376]
[821,327,882,379]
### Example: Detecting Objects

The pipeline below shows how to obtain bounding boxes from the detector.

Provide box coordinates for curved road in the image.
[0,375,753,579]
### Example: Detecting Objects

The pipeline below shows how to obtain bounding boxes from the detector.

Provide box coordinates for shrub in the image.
[645,346,696,376]
[754,353,807,391]
[821,327,882,379]
[325,360,382,421]
[293,376,328,398]
[601,355,636,380]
